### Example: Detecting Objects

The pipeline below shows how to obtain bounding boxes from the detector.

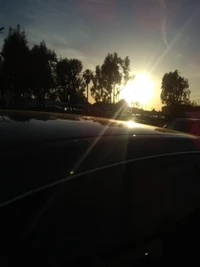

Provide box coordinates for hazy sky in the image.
[1,0,200,110]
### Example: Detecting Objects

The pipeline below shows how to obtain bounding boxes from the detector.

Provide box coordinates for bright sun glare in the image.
[120,73,154,107]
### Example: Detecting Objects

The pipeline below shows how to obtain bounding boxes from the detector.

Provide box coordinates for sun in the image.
[120,73,154,107]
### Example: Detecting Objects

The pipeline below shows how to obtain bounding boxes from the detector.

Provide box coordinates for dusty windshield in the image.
[2,1,200,266]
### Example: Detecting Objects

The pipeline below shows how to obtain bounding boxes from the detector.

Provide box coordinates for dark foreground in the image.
[1,110,200,266]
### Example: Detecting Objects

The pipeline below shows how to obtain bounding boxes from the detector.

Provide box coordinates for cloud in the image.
[86,0,108,3]
[76,0,116,23]
[158,0,168,46]
[23,1,92,51]
[161,17,168,46]
[176,53,182,59]
[158,0,166,9]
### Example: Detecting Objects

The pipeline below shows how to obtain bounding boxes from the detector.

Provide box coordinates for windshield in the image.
[1,1,200,266]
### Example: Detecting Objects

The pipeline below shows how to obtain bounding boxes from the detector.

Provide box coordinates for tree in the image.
[161,70,191,106]
[101,53,131,103]
[1,25,30,101]
[115,56,131,102]
[83,69,93,103]
[116,99,129,112]
[30,41,57,107]
[90,65,110,103]
[190,100,197,107]
[0,55,10,100]
[101,52,120,103]
[131,101,140,108]
[91,53,131,103]
[0,27,5,34]
[56,58,84,104]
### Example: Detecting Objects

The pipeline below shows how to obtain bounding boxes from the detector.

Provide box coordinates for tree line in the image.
[0,24,196,110]
[161,69,196,107]
[0,25,131,107]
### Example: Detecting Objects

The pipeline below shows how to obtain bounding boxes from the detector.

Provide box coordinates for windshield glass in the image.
[2,1,200,265]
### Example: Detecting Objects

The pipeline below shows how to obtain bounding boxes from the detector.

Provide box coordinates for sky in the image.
[1,0,200,110]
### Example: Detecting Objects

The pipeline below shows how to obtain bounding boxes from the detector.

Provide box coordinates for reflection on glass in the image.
[124,120,137,128]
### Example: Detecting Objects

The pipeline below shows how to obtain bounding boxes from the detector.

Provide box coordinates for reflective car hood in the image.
[0,110,195,150]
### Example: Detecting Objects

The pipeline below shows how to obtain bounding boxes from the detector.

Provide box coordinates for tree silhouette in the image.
[1,25,30,101]
[116,99,129,114]
[131,101,140,108]
[0,55,10,100]
[91,65,110,103]
[2,23,198,114]
[101,52,121,103]
[30,41,57,107]
[114,56,131,102]
[56,58,84,104]
[83,69,93,103]
[0,27,5,34]
[55,58,69,101]
[161,70,191,106]
[190,100,197,107]
[91,53,131,103]
[68,59,84,104]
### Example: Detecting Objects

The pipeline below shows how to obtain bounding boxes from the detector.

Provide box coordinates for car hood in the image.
[0,110,189,151]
